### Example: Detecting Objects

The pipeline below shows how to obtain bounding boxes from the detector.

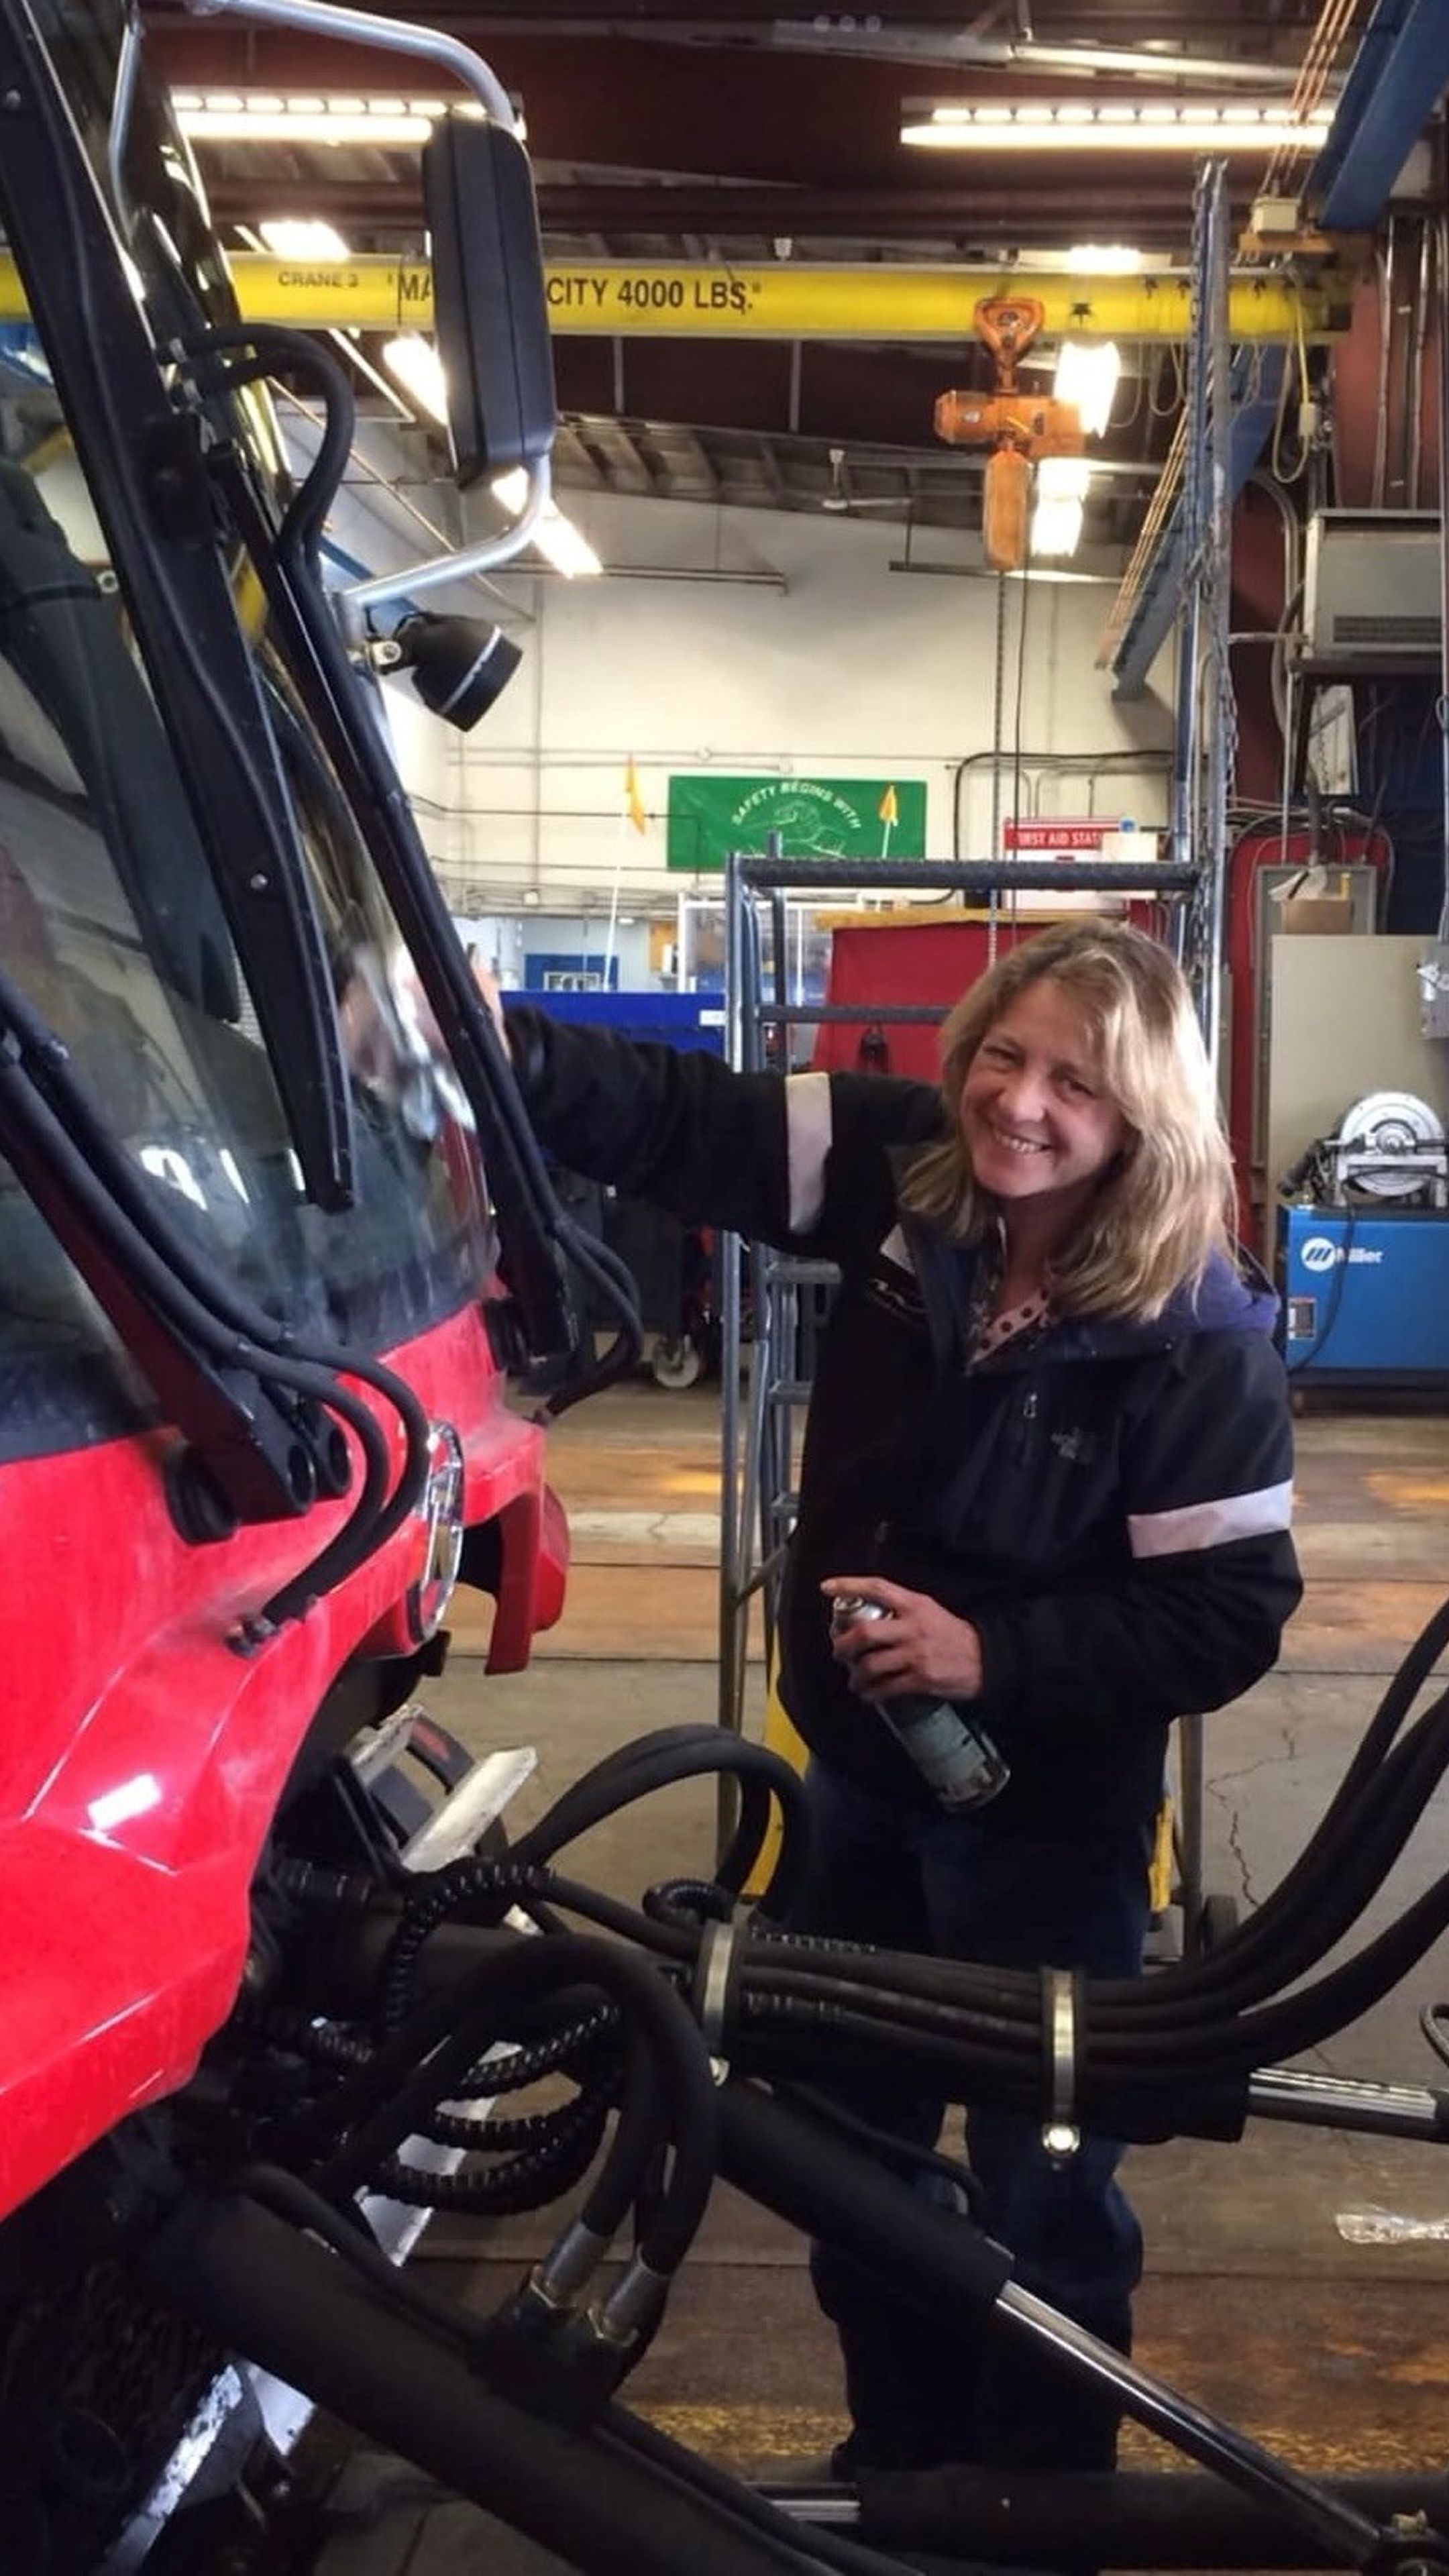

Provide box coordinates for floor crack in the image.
[1205,1778,1258,1909]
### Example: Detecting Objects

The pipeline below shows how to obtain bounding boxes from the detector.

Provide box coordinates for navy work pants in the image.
[782,1759,1153,2475]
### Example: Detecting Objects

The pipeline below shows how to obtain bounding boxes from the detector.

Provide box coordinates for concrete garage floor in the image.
[313,1384,1449,2573]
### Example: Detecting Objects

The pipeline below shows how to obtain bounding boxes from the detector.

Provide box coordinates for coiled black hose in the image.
[511,1725,810,1918]
[318,1933,718,2281]
[270,1608,1449,2236]
[375,2092,609,2216]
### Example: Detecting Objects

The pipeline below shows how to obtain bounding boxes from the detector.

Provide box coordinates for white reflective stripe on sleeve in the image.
[786,1069,833,1234]
[879,1223,915,1273]
[1128,1479,1294,1560]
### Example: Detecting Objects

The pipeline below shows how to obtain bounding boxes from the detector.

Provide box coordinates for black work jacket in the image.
[509,1010,1303,1839]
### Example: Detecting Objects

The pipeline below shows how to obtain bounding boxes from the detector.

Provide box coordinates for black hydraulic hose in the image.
[1081,1635,1449,2019]
[0,1038,395,1535]
[730,1835,1449,2122]
[1169,1863,1449,2081]
[376,2093,609,2214]
[424,2094,606,2153]
[0,962,430,1624]
[316,1933,718,2279]
[146,2190,846,2576]
[231,2162,480,2353]
[245,2006,374,2071]
[1334,1582,1449,1794]
[578,2031,669,2245]
[597,2412,926,2576]
[511,1722,735,1855]
[512,1727,810,1916]
[535,1213,645,1413]
[1078,1682,1449,2039]
[178,329,355,568]
[457,2004,622,2096]
[1114,1695,1449,2025]
[743,1664,1449,2053]
[855,2463,1449,2569]
[378,1856,691,2033]
[770,2080,982,2210]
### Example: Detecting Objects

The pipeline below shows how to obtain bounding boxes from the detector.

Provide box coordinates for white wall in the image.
[378,488,1177,921]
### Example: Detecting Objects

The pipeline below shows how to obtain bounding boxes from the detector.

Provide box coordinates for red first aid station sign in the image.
[1003,816,1144,853]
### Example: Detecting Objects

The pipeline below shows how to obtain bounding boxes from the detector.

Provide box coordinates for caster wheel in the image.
[651,1336,703,1390]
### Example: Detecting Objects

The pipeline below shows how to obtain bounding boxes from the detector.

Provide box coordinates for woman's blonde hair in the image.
[900,917,1236,1322]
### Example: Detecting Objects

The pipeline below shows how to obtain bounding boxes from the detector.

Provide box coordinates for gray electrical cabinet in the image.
[1297,510,1442,676]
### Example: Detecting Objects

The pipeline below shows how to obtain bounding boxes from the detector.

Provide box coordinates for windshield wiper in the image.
[0,0,355,1211]
[195,327,643,1407]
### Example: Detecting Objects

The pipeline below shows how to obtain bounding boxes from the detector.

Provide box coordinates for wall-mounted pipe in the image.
[1372,226,1395,508]
[1408,219,1434,510]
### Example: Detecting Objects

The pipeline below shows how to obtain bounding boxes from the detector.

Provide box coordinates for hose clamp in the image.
[692,1915,744,2078]
[1041,1965,1081,2163]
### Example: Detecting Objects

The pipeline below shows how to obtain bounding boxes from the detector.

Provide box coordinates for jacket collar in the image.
[896,1200,1279,1377]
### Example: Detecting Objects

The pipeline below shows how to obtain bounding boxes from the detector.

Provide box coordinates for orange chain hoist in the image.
[934,295,1084,572]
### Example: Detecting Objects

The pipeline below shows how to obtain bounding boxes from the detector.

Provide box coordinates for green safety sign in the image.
[665,774,927,875]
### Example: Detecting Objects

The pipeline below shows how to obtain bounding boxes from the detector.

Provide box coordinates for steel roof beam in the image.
[1109,347,1286,699]
[1311,0,1449,231]
[199,180,1251,244]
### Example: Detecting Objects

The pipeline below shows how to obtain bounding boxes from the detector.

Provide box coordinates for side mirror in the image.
[424,113,557,492]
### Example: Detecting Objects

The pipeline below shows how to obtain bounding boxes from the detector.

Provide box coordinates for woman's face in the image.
[959,976,1128,1215]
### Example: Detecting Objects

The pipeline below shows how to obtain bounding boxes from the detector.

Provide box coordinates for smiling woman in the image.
[959,979,1127,1228]
[502,909,1301,2482]
[906,914,1236,1322]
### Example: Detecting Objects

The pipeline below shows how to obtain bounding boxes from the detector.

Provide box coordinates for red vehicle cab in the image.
[0,0,616,2529]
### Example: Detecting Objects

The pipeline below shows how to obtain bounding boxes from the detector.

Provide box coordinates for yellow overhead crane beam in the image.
[155,258,1343,343]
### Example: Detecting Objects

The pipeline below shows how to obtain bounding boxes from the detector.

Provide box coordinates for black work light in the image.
[392,611,522,733]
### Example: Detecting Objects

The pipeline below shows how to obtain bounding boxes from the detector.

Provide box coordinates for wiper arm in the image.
[197,331,619,1387]
[0,0,355,1210]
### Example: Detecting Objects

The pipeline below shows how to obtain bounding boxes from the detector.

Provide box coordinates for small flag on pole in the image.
[624,754,648,836]
[878,782,898,857]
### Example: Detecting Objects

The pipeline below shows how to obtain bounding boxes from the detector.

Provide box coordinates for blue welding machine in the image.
[1279,1203,1449,1385]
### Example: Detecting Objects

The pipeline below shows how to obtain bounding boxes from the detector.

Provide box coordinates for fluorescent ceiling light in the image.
[1031,458,1091,560]
[493,467,602,578]
[257,218,352,261]
[378,355,603,578]
[174,90,448,144]
[532,515,603,579]
[382,332,449,423]
[1063,244,1146,275]
[1054,339,1121,437]
[902,101,1333,152]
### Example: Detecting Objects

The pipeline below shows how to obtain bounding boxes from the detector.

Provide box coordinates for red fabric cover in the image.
[811,918,1057,1081]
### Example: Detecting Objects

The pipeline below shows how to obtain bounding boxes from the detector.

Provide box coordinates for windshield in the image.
[0,0,498,1461]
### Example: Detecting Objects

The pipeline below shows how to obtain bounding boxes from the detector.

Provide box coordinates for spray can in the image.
[829,1595,1010,1811]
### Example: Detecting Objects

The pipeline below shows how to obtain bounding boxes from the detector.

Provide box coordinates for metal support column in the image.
[1175,156,1236,1071]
